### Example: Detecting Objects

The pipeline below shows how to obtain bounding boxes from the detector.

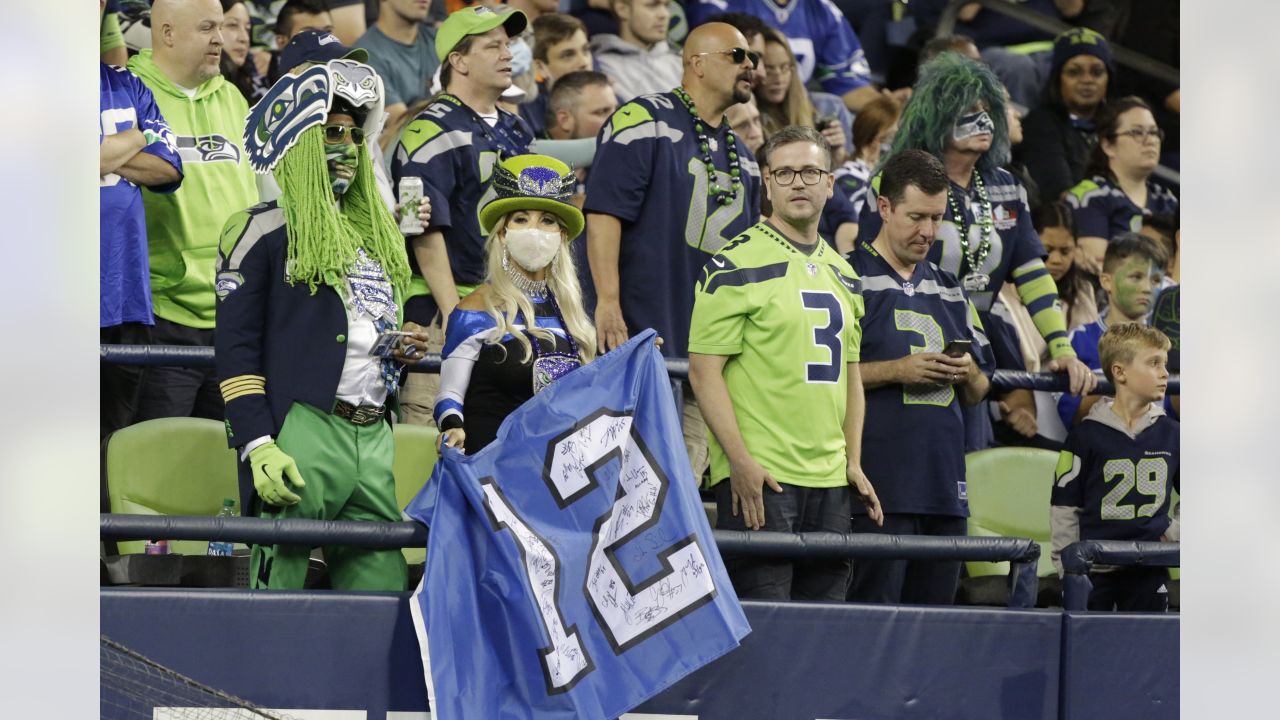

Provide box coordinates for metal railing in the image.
[100,344,1181,396]
[100,513,1044,608]
[1059,539,1180,610]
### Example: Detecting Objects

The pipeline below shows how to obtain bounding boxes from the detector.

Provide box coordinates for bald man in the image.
[584,22,762,481]
[126,0,259,424]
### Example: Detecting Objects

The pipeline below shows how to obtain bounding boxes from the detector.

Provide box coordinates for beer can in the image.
[398,176,425,235]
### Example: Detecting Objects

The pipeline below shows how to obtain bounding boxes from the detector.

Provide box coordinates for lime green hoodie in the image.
[127,50,259,328]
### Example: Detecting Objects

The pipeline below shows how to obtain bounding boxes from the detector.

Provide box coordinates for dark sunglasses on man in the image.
[695,47,761,69]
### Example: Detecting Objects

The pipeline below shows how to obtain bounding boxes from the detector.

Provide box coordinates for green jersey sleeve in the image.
[688,253,769,356]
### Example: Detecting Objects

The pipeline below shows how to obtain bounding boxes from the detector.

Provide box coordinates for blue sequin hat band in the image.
[479,154,584,238]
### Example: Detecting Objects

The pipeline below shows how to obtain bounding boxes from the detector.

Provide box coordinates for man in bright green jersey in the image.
[689,125,883,601]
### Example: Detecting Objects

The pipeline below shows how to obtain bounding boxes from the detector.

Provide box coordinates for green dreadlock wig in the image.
[888,53,1011,174]
[271,125,411,296]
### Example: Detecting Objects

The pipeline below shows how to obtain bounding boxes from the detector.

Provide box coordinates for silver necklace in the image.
[502,250,548,299]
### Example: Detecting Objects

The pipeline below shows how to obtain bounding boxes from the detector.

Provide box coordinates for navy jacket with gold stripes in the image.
[213,200,400,448]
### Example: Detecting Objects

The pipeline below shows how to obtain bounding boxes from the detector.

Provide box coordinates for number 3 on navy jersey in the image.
[483,411,718,694]
[801,290,844,383]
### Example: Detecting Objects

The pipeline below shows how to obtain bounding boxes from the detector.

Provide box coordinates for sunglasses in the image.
[322,124,365,145]
[695,47,761,69]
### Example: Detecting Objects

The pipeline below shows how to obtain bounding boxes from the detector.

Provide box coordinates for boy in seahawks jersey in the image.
[689,126,882,601]
[1051,324,1179,612]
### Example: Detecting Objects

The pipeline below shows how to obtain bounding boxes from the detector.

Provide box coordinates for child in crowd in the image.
[1050,323,1179,611]
[1058,232,1166,427]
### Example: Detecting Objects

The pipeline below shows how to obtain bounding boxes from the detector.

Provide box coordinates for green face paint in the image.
[1109,257,1163,320]
[325,143,359,195]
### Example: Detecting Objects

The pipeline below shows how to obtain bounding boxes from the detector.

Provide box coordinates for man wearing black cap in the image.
[390,6,534,427]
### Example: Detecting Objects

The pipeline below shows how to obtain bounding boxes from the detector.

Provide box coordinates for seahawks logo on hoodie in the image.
[174,134,242,164]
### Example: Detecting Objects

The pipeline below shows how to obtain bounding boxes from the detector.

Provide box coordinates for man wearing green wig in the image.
[215,34,427,591]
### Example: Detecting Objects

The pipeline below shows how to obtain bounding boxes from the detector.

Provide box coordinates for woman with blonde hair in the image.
[756,28,847,164]
[434,154,597,454]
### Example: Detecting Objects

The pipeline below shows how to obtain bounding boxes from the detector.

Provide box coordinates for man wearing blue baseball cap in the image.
[278,28,370,73]
[389,6,535,428]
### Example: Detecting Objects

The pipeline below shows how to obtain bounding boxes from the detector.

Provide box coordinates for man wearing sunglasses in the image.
[585,21,762,481]
[688,125,882,601]
[216,51,429,591]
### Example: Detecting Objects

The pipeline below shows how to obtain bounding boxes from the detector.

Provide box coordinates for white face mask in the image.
[504,227,561,272]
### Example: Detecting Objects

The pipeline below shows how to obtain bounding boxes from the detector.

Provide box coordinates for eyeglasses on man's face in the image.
[1113,127,1165,143]
[769,167,828,186]
[323,124,365,145]
[695,47,761,69]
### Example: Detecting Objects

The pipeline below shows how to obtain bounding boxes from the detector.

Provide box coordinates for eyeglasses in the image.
[769,167,828,186]
[323,124,365,145]
[695,47,761,69]
[763,61,794,77]
[1112,127,1165,143]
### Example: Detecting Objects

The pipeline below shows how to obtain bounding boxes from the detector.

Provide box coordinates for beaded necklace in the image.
[673,87,743,205]
[947,169,994,291]
[502,250,548,299]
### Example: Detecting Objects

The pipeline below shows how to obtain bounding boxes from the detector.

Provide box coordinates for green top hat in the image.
[479,154,584,239]
[436,7,529,64]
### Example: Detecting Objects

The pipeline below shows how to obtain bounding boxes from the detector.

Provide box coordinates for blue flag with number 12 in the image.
[405,329,750,719]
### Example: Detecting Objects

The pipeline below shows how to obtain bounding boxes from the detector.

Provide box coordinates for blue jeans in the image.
[714,481,852,601]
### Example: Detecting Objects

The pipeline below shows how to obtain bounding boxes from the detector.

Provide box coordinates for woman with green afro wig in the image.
[888,53,1011,175]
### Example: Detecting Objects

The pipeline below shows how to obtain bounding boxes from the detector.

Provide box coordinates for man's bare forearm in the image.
[116,150,181,187]
[689,353,754,468]
[586,212,622,303]
[100,129,144,177]
[843,363,866,466]
[411,231,460,320]
[859,359,902,389]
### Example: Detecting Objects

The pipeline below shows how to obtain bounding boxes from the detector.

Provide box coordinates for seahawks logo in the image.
[215,271,244,300]
[175,134,242,164]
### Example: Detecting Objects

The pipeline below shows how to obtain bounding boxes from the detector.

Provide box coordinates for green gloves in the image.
[248,441,305,506]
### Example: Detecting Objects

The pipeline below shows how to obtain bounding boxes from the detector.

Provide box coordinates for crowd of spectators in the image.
[100,0,1180,607]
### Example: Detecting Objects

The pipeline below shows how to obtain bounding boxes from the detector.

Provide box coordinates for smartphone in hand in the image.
[943,339,972,358]
[370,330,413,358]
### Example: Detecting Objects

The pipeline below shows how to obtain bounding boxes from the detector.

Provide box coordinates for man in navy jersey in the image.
[585,21,762,480]
[1051,323,1179,612]
[391,6,532,426]
[847,149,994,605]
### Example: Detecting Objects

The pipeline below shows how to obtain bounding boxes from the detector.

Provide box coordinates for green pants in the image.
[251,402,407,591]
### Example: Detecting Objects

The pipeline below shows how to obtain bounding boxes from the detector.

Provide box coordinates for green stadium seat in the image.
[392,423,440,566]
[103,417,241,556]
[963,446,1180,600]
[964,446,1060,582]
